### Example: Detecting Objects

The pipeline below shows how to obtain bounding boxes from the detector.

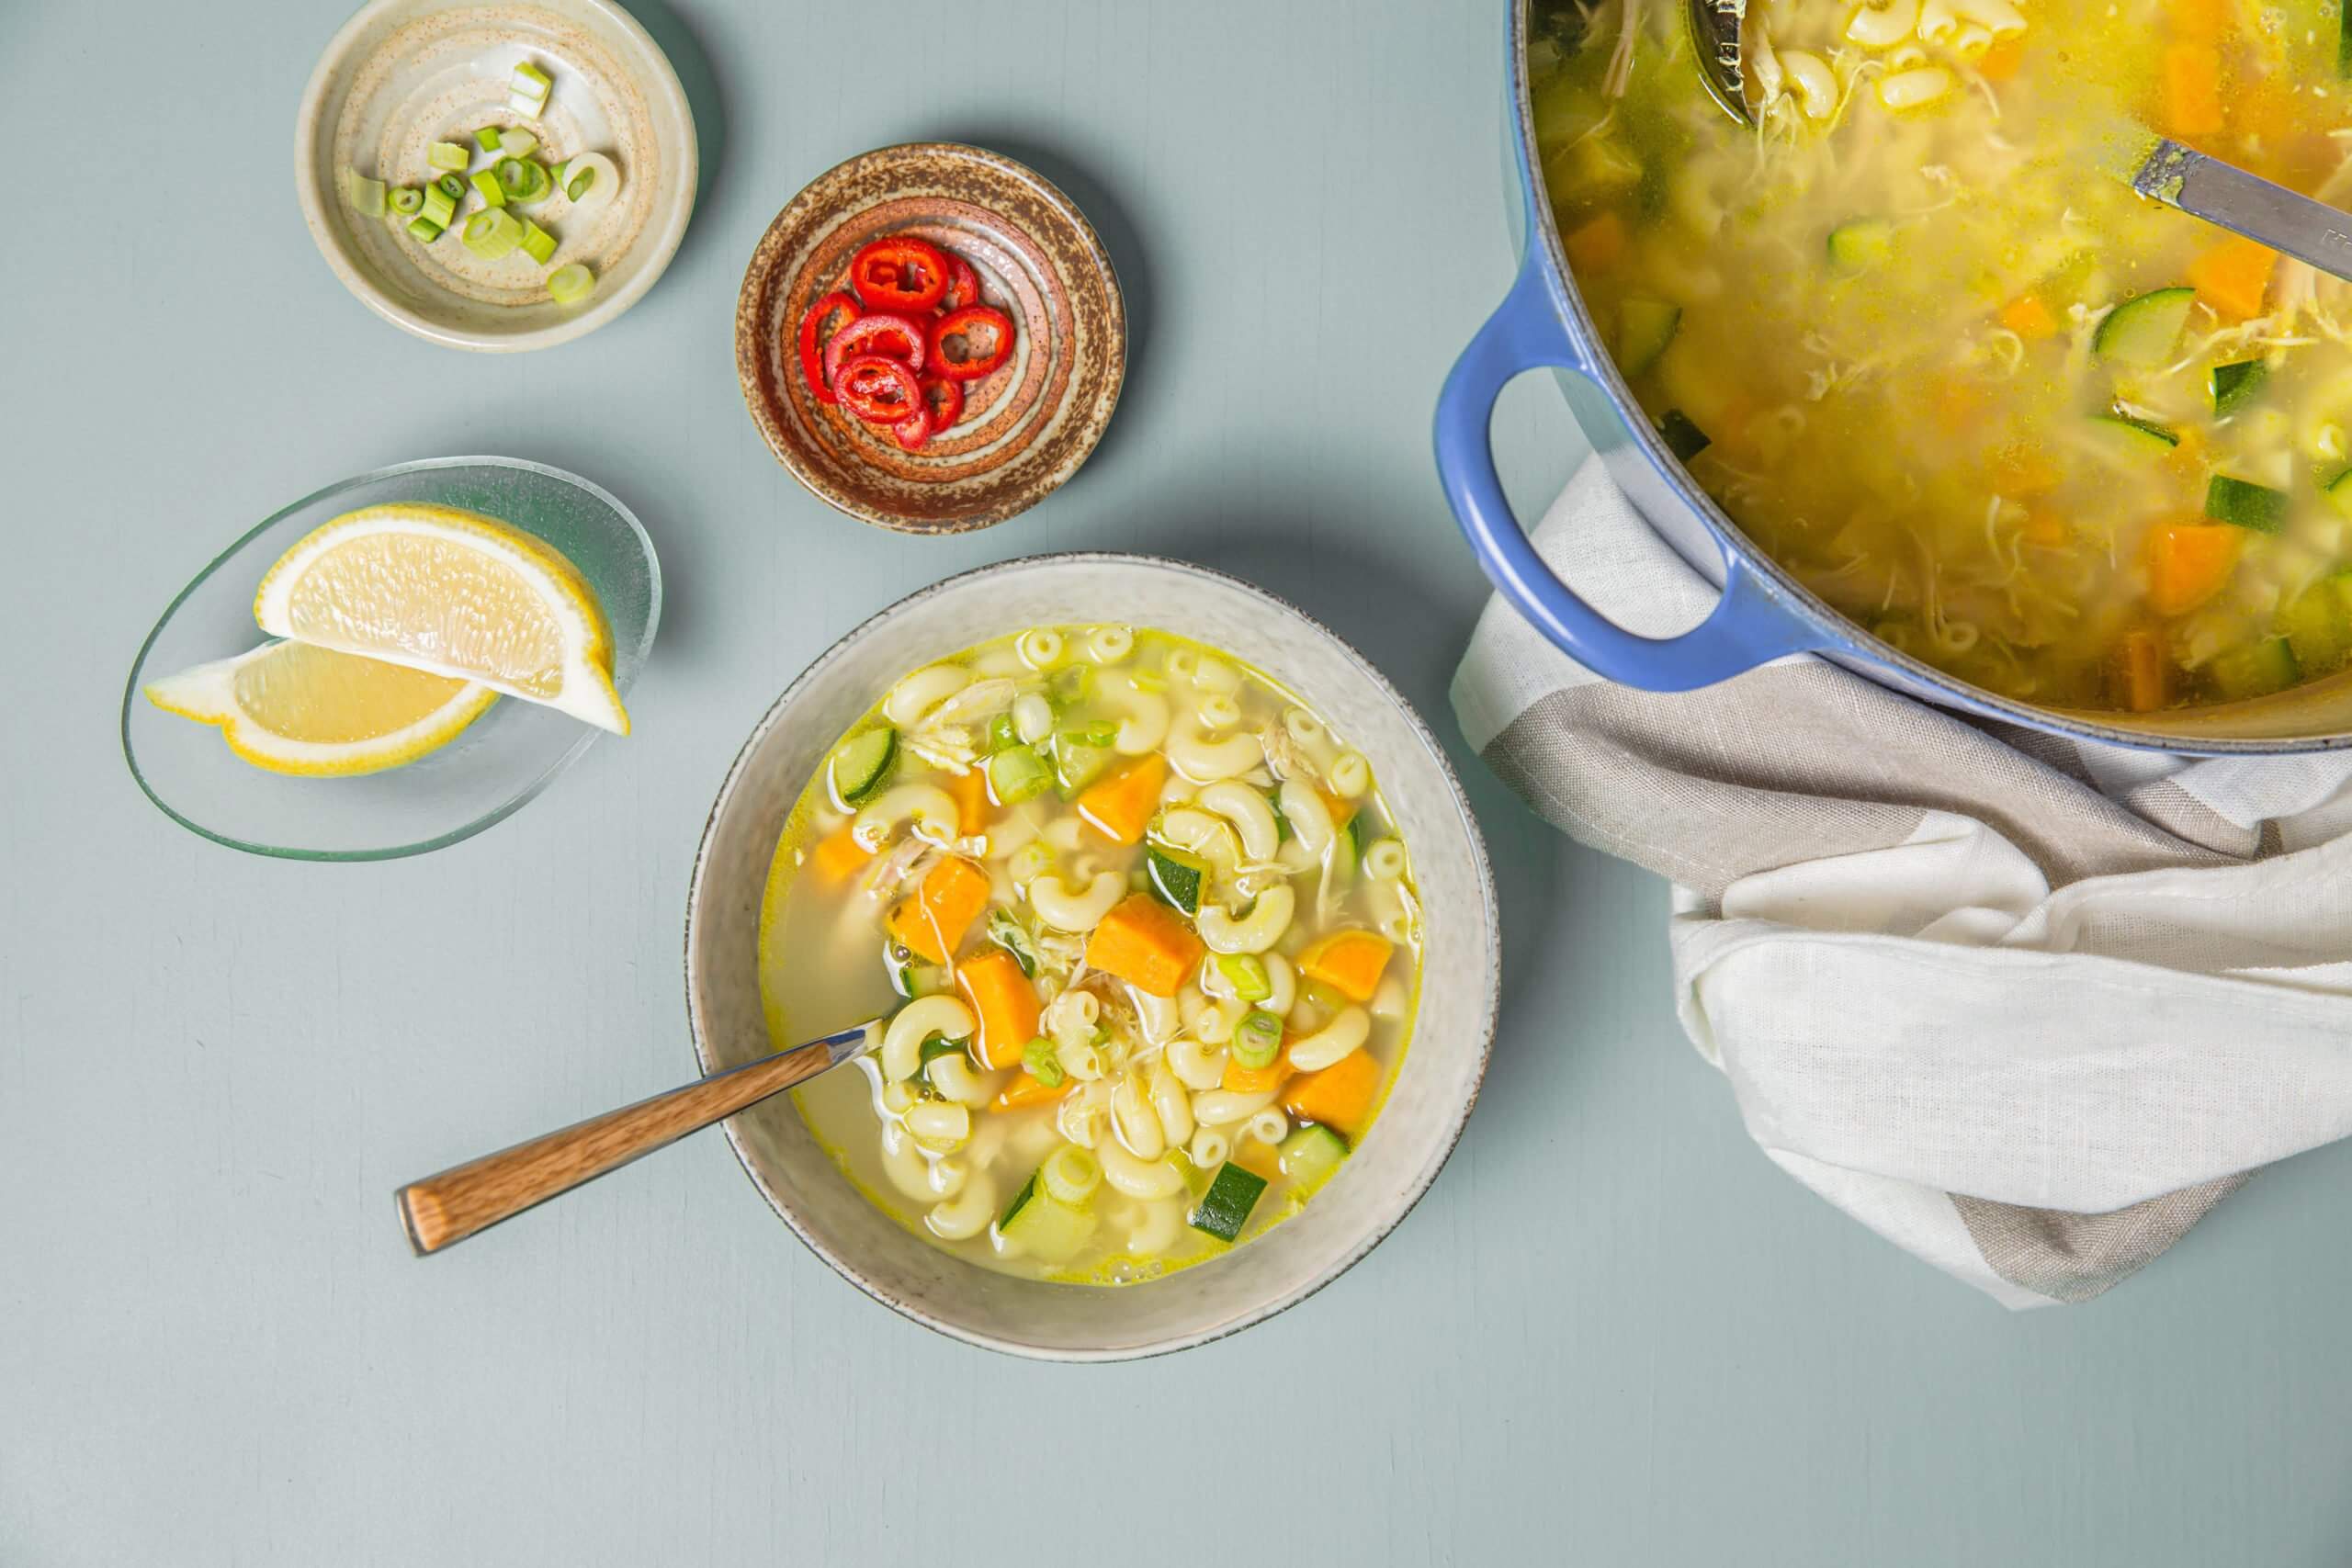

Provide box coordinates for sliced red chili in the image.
[939,251,982,313]
[836,354,922,425]
[795,291,860,405]
[892,404,934,452]
[929,304,1014,381]
[822,312,926,387]
[918,373,965,432]
[848,235,950,314]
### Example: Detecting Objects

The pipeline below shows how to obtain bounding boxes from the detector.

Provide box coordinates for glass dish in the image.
[120,456,661,861]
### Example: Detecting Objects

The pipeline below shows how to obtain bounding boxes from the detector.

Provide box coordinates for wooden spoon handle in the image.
[395,1022,874,1256]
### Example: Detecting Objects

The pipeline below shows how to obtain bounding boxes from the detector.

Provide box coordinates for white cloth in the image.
[1453,458,2352,1307]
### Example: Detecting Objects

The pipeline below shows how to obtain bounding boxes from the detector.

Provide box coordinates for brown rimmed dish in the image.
[735,142,1126,535]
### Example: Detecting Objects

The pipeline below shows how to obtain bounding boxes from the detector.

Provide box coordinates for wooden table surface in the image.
[6,2,2352,1562]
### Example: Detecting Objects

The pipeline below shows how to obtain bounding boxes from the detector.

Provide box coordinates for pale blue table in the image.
[6,3,2350,1562]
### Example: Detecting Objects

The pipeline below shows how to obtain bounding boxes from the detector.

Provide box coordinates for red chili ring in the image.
[848,235,951,314]
[940,251,982,313]
[929,304,1014,382]
[836,354,923,425]
[822,312,926,387]
[795,291,860,405]
[892,404,935,452]
[919,373,965,433]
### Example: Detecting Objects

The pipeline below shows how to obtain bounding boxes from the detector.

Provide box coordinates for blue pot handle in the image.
[1434,248,1823,691]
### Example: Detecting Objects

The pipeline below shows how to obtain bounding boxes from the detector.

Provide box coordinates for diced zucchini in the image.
[985,908,1038,976]
[828,726,897,807]
[1279,1124,1349,1197]
[2205,474,2290,534]
[2084,413,2180,461]
[1616,297,1681,378]
[1658,408,1711,463]
[893,960,949,998]
[998,1170,1098,1262]
[1188,1161,1269,1244]
[987,743,1053,806]
[2282,580,2352,674]
[2094,287,2197,368]
[1826,218,1895,274]
[2210,359,2268,416]
[1147,845,1208,914]
[1051,736,1114,796]
[986,713,1019,753]
[1049,664,1092,704]
[2208,637,2300,702]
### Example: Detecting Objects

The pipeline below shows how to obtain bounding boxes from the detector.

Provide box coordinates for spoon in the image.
[393,1019,877,1255]
[1682,0,2352,284]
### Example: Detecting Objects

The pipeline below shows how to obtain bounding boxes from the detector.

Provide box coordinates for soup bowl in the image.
[684,553,1498,1359]
[1434,0,2352,753]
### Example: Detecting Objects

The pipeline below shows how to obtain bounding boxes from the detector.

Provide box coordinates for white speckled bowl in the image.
[295,0,695,352]
[685,554,1500,1360]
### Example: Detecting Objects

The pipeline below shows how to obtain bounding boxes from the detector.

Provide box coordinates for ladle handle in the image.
[395,1022,873,1255]
[2144,140,2352,284]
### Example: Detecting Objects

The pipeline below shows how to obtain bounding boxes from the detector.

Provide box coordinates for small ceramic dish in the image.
[684,554,1498,1359]
[295,0,696,352]
[121,456,661,860]
[736,143,1127,534]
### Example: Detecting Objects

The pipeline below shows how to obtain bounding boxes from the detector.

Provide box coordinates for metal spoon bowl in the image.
[1686,0,1750,126]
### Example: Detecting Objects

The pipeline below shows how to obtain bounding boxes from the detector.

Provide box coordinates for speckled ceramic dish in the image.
[736,144,1126,534]
[296,0,695,352]
[684,555,1498,1359]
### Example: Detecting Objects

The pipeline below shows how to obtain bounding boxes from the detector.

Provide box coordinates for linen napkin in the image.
[1453,457,2352,1307]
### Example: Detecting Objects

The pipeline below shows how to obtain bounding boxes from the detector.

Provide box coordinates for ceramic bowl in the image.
[735,143,1127,534]
[295,0,696,352]
[684,554,1498,1359]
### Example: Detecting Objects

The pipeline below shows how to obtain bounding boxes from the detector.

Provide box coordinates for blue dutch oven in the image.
[1435,0,2348,754]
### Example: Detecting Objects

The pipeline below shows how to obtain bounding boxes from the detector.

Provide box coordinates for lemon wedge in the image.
[253,503,629,734]
[144,641,499,776]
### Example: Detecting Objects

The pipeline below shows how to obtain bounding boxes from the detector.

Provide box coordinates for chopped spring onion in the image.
[420,184,458,228]
[427,141,470,171]
[493,127,538,160]
[1040,1145,1102,1204]
[1215,953,1273,1002]
[1058,721,1117,750]
[1231,1010,1284,1069]
[1021,1036,1067,1089]
[517,216,558,265]
[559,152,619,210]
[469,168,506,209]
[404,215,444,243]
[343,169,387,216]
[547,262,596,305]
[512,60,552,98]
[389,186,425,216]
[461,208,525,261]
[435,173,467,203]
[473,125,502,152]
[496,156,551,204]
[509,91,548,118]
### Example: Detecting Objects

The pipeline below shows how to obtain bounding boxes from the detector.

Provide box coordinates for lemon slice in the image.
[144,641,498,777]
[253,503,629,734]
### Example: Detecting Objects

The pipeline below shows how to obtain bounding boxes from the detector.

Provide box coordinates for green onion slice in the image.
[517,217,558,265]
[426,140,470,171]
[1231,1010,1284,1069]
[495,156,550,204]
[559,152,619,210]
[473,126,503,152]
[388,186,425,215]
[1021,1036,1067,1089]
[493,128,538,160]
[404,215,444,243]
[469,168,507,209]
[420,185,458,228]
[435,173,467,202]
[547,262,596,305]
[460,208,524,261]
[1040,1145,1101,1204]
[512,60,552,97]
[343,169,387,217]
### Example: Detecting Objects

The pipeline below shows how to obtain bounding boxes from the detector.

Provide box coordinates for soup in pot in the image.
[757,625,1422,1284]
[1536,0,2352,712]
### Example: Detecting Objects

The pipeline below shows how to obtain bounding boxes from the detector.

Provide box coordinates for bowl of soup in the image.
[1438,0,2352,750]
[684,553,1498,1358]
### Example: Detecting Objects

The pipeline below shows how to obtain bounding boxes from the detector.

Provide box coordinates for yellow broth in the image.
[1534,0,2352,711]
[757,626,1422,1285]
